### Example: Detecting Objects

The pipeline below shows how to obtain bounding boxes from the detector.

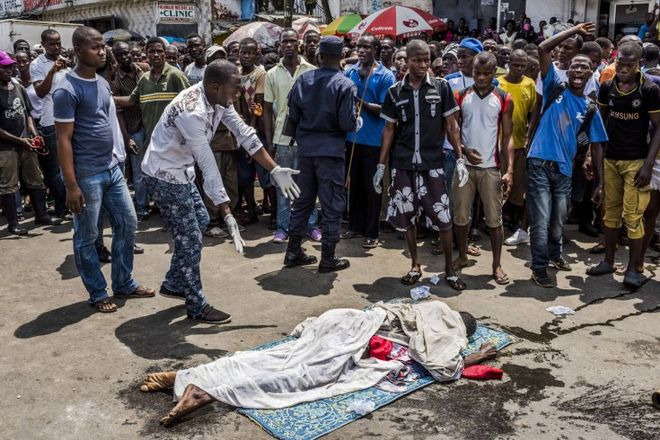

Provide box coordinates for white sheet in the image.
[173,308,402,409]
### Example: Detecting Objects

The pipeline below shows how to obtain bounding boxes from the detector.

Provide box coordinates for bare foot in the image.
[159,384,215,427]
[140,371,177,392]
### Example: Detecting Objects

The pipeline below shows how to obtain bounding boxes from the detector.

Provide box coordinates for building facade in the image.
[432,0,655,39]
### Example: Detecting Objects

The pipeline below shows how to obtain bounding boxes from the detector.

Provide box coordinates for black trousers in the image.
[290,156,345,248]
[348,143,382,239]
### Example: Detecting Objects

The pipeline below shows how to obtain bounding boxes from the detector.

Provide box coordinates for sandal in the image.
[115,285,156,298]
[445,275,466,291]
[586,261,614,276]
[493,270,510,285]
[401,269,422,285]
[467,246,481,257]
[94,299,117,313]
[341,230,363,239]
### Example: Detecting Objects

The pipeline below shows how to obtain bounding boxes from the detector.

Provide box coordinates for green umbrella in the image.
[321,14,363,36]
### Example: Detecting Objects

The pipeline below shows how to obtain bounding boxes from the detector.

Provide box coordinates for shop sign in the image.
[158,3,195,23]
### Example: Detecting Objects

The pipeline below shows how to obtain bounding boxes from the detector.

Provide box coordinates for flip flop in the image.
[401,270,422,285]
[114,285,156,298]
[467,246,481,256]
[493,271,510,285]
[94,299,117,313]
[431,247,443,255]
[445,275,466,291]
[586,261,614,276]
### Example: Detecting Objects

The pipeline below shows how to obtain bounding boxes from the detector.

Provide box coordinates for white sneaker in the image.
[204,226,228,238]
[505,228,529,246]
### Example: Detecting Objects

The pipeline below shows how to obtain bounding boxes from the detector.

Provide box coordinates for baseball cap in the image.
[0,50,16,66]
[206,45,227,61]
[459,38,483,54]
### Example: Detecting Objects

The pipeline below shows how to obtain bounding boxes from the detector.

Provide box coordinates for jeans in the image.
[73,165,138,304]
[128,129,149,215]
[526,158,571,272]
[39,125,67,215]
[96,162,126,249]
[274,144,318,235]
[145,176,209,318]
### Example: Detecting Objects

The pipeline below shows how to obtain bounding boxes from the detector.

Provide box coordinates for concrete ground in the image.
[1,212,658,440]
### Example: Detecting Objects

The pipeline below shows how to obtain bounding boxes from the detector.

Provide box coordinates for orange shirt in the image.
[599,63,616,85]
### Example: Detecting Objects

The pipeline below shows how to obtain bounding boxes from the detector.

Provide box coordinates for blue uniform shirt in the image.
[528,64,608,177]
[287,67,357,158]
[344,62,396,147]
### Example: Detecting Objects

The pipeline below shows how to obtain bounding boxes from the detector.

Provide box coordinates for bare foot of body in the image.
[140,371,177,392]
[160,384,215,427]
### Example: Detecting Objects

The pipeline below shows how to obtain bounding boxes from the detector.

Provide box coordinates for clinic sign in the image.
[158,3,196,23]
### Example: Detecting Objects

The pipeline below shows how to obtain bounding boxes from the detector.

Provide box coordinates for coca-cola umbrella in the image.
[224,22,283,50]
[348,6,446,39]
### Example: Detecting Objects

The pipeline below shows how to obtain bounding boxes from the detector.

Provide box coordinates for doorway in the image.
[608,0,653,39]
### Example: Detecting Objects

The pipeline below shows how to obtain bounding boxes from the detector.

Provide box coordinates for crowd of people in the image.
[1,14,660,323]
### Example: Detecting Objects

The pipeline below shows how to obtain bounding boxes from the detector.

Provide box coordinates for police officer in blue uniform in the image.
[283,36,358,272]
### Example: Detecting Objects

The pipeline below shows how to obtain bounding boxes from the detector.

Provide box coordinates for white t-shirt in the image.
[26,84,42,120]
[29,54,69,127]
[184,63,206,85]
[457,87,510,168]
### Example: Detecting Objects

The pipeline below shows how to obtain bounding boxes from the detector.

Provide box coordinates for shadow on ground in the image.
[115,305,277,360]
[255,268,337,297]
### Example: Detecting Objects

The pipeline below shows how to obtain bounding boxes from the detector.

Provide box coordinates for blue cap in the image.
[319,36,344,56]
[459,38,483,54]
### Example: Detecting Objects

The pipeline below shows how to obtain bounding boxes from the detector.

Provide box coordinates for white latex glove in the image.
[373,163,385,194]
[224,214,245,253]
[355,116,363,132]
[270,165,301,200]
[456,158,469,188]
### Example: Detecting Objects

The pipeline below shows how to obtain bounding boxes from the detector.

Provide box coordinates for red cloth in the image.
[461,365,504,380]
[369,336,393,361]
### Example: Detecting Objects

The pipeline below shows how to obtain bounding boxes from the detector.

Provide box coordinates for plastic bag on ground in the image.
[347,399,376,415]
[546,305,575,315]
[410,285,431,300]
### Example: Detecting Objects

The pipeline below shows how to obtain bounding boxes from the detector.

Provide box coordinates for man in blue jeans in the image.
[54,27,154,313]
[263,29,319,244]
[527,22,608,287]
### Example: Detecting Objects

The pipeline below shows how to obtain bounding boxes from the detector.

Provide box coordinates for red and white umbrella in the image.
[348,6,445,39]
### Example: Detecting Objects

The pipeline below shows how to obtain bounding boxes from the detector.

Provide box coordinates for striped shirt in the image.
[111,62,148,134]
[130,62,189,142]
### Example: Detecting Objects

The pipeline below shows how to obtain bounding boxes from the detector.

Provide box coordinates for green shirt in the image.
[130,62,190,142]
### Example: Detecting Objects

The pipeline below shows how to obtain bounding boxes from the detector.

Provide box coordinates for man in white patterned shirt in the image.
[142,60,300,324]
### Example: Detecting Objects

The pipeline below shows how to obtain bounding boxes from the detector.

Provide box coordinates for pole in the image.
[496,0,502,34]
[284,0,293,28]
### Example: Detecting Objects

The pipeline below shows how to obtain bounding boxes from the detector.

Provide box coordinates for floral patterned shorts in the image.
[386,168,452,232]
